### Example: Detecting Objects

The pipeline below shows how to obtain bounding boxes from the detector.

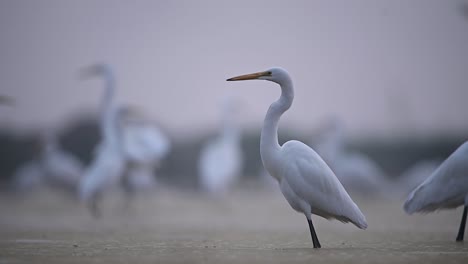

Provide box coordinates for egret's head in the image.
[79,63,112,79]
[227,67,290,85]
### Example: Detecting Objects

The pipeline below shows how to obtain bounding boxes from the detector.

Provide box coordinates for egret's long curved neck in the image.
[260,77,294,167]
[100,71,116,119]
[99,70,119,146]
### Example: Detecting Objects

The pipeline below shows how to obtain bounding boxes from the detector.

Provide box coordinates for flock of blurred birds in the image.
[0,63,449,219]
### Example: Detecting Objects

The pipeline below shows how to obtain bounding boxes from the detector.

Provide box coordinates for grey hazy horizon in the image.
[1,0,467,139]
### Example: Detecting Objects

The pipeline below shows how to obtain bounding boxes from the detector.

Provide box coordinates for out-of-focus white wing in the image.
[122,123,170,166]
[280,140,368,229]
[334,152,387,194]
[43,147,83,189]
[404,142,468,214]
[78,143,125,201]
[199,137,242,193]
[398,160,440,196]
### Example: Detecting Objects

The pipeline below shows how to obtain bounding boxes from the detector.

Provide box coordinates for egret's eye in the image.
[266,71,272,76]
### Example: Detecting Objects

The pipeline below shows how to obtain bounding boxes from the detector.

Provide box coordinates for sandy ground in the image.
[0,186,467,264]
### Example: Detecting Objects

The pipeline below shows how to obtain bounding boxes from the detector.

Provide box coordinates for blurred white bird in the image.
[198,97,243,194]
[40,131,84,192]
[4,96,45,191]
[119,107,170,200]
[397,159,440,197]
[11,131,83,194]
[3,95,81,193]
[227,68,367,248]
[404,142,468,241]
[11,160,45,192]
[312,118,387,195]
[78,64,126,217]
[120,107,170,173]
[78,64,170,217]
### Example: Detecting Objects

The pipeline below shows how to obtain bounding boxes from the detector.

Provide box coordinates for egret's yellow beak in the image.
[227,71,271,81]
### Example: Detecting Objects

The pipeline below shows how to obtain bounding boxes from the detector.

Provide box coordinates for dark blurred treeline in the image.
[0,115,466,189]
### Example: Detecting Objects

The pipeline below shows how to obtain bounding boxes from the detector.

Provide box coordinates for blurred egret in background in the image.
[404,142,468,241]
[119,106,171,196]
[10,132,83,194]
[78,64,127,217]
[227,68,367,248]
[397,159,441,197]
[78,64,170,217]
[312,117,388,195]
[39,130,83,193]
[198,97,243,194]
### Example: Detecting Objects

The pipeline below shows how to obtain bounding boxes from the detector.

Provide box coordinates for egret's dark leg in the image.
[307,217,321,248]
[121,169,135,211]
[456,206,467,242]
[89,193,102,219]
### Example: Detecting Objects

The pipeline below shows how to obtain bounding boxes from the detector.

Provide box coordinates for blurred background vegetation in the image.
[1,113,465,190]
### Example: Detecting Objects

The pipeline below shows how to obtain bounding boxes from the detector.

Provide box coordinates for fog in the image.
[0,0,467,138]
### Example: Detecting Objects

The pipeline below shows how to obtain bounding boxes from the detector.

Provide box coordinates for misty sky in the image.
[1,0,468,138]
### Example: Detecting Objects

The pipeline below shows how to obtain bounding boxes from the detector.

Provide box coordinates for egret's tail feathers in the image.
[334,206,368,229]
[355,218,368,230]
[351,210,368,229]
[403,182,436,214]
[404,187,460,214]
[348,201,368,229]
[403,191,418,214]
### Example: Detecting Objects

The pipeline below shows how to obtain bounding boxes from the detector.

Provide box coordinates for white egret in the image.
[312,118,387,195]
[404,142,468,241]
[198,97,243,194]
[227,68,367,248]
[78,64,170,217]
[311,117,345,167]
[397,160,440,197]
[40,131,84,193]
[120,106,171,177]
[11,131,83,193]
[119,106,170,200]
[78,64,128,217]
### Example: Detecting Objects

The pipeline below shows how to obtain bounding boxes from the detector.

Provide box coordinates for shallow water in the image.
[0,188,467,263]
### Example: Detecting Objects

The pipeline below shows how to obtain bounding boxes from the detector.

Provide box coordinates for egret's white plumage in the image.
[120,109,170,194]
[121,109,171,169]
[40,133,83,191]
[198,98,243,194]
[11,132,83,193]
[79,141,125,201]
[227,67,367,248]
[333,153,387,194]
[397,160,440,197]
[78,64,126,210]
[312,118,387,194]
[78,64,169,216]
[404,142,468,241]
